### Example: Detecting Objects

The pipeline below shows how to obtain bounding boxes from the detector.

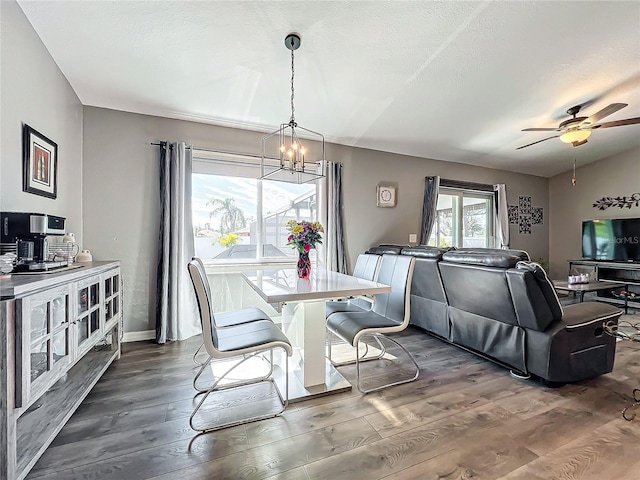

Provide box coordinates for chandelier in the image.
[260,33,325,184]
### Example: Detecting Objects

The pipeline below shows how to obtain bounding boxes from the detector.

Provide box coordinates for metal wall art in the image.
[593,193,640,210]
[509,196,544,235]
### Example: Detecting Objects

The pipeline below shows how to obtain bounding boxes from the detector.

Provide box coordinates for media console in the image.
[568,260,639,311]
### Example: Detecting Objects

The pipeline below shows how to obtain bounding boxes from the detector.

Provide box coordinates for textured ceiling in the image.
[18,1,640,177]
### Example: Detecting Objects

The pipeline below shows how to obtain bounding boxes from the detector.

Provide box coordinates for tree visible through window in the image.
[192,172,317,261]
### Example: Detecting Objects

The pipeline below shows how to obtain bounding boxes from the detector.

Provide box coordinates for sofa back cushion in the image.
[439,261,518,325]
[366,244,406,255]
[400,246,449,337]
[442,249,529,269]
[505,261,563,331]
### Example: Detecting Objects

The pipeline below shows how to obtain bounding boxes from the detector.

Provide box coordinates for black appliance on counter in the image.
[1,212,68,271]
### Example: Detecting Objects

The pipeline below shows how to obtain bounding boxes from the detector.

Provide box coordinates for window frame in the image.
[430,186,496,249]
[191,150,323,266]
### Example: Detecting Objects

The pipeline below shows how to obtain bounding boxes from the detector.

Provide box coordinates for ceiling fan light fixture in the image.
[560,129,592,144]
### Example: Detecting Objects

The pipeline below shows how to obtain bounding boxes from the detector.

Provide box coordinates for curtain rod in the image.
[149,142,282,162]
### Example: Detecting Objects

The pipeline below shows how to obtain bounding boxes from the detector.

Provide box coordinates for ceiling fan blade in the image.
[522,127,560,132]
[581,103,628,126]
[572,139,588,147]
[516,135,560,150]
[591,117,640,129]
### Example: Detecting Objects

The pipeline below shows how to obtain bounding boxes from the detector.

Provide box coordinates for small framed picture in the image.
[377,185,396,207]
[23,124,58,199]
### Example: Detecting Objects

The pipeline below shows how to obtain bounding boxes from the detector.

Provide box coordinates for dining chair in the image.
[190,257,274,366]
[326,254,419,393]
[325,253,381,317]
[187,259,292,433]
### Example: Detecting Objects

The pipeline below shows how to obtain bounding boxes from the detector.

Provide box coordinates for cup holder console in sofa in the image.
[365,245,622,383]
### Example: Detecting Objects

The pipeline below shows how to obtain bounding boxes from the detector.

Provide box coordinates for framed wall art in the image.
[377,185,396,207]
[23,124,58,199]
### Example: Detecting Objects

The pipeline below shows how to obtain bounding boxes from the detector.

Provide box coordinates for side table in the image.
[604,320,640,421]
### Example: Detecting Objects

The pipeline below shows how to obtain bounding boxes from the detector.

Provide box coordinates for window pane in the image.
[428,189,494,248]
[262,180,317,258]
[428,194,455,248]
[192,174,257,260]
[462,196,489,248]
[192,172,318,261]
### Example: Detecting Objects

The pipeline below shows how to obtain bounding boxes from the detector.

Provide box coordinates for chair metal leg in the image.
[190,346,289,433]
[193,351,274,393]
[355,333,419,394]
[327,329,387,367]
[193,342,207,366]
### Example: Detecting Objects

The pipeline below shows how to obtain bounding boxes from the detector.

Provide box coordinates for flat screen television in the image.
[582,218,640,262]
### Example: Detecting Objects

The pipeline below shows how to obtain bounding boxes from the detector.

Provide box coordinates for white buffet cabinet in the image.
[0,261,122,480]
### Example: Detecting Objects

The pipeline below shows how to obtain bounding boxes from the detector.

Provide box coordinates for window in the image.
[191,150,319,263]
[428,188,495,248]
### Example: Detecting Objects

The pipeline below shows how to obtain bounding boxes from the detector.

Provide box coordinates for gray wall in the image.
[0,1,83,242]
[329,143,549,264]
[548,147,640,278]
[83,106,549,334]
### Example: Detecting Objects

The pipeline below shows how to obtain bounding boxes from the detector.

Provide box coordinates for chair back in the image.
[372,254,415,326]
[352,253,380,281]
[188,259,219,353]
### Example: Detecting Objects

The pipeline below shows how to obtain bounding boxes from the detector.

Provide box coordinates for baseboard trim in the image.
[123,330,155,343]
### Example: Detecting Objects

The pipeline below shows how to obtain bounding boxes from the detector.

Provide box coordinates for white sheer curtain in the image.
[156,142,201,343]
[494,183,510,249]
[318,161,347,273]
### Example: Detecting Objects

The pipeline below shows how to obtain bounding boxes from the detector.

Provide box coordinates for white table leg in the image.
[282,300,327,387]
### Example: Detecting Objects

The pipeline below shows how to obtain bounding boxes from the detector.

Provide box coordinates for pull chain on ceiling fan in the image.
[517,103,640,150]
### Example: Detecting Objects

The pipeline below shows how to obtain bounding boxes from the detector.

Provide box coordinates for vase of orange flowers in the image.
[286,220,324,279]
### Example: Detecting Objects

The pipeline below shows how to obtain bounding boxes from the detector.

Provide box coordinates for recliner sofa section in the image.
[365,244,622,383]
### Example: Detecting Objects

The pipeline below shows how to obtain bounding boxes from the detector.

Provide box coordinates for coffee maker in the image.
[1,212,68,271]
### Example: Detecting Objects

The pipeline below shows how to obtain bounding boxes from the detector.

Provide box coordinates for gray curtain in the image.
[156,142,200,343]
[322,161,347,273]
[494,183,510,248]
[419,176,440,245]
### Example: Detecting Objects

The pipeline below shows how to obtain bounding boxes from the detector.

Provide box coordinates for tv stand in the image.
[568,260,639,311]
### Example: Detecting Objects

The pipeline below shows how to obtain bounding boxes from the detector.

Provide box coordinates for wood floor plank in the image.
[25,313,640,480]
[145,417,380,480]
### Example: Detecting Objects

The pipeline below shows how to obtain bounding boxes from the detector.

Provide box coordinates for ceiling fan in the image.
[517,103,640,150]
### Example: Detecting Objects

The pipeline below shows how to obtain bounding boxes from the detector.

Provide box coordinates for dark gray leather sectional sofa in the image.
[365,245,623,383]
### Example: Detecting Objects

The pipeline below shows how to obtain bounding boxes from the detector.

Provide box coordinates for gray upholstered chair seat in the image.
[325,301,368,317]
[327,312,401,345]
[216,319,291,353]
[216,308,272,327]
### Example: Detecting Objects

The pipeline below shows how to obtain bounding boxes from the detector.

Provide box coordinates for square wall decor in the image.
[377,185,396,207]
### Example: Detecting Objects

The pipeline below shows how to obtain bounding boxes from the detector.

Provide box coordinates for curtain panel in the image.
[319,161,347,273]
[156,142,201,343]
[419,176,440,245]
[494,183,510,248]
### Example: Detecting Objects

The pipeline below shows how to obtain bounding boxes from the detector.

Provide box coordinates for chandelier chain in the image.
[290,48,295,124]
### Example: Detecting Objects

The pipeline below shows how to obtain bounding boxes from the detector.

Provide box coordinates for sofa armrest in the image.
[561,302,622,330]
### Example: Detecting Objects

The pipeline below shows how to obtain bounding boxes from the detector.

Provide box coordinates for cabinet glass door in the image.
[18,288,72,407]
[75,277,101,354]
[104,271,121,331]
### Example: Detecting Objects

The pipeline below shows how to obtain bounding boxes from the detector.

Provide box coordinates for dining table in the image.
[242,267,391,402]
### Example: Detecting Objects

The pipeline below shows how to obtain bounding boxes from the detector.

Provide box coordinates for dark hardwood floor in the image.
[26,313,640,480]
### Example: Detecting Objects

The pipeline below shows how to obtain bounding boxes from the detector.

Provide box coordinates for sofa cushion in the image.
[400,246,450,259]
[442,249,527,269]
[365,244,406,255]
